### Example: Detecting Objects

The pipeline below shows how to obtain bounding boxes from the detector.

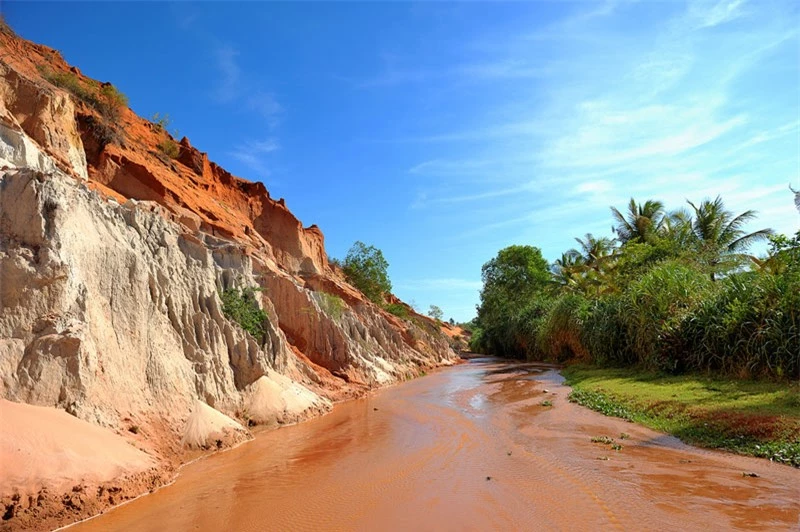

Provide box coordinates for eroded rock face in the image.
[0,61,88,179]
[0,26,457,529]
[0,167,455,428]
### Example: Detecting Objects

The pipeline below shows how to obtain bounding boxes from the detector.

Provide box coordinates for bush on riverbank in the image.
[470,195,800,381]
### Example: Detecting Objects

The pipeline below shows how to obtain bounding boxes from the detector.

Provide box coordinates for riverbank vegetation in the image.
[470,195,799,381]
[563,365,800,466]
[470,195,799,463]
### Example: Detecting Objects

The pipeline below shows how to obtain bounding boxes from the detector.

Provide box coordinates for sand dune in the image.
[0,399,155,495]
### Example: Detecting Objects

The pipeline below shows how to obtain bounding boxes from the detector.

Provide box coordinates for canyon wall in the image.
[0,26,457,529]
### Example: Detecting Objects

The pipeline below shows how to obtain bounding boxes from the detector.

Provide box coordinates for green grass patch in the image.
[563,365,800,467]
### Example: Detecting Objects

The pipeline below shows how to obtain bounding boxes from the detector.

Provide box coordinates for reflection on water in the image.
[73,358,800,532]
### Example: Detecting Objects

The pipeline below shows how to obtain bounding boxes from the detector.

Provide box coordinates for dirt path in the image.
[70,358,800,531]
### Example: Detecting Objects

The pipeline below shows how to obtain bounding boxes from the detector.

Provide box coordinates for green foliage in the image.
[622,261,715,372]
[474,245,551,358]
[150,112,171,130]
[611,198,665,243]
[473,193,799,380]
[385,303,410,319]
[686,196,772,279]
[564,366,800,466]
[681,268,800,378]
[158,137,180,159]
[317,292,346,320]
[427,305,443,321]
[99,84,128,117]
[221,287,269,344]
[580,295,632,366]
[342,241,392,303]
[468,326,485,352]
[537,294,590,362]
[38,65,127,120]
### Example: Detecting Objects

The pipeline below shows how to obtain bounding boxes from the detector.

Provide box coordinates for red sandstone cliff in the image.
[0,24,458,530]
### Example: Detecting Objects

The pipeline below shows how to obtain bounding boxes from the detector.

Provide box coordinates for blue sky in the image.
[7,1,799,322]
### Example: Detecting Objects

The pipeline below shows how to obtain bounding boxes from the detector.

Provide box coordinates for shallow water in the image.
[73,358,800,531]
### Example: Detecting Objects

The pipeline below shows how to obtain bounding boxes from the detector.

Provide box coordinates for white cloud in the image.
[229,138,280,177]
[213,44,240,102]
[691,0,748,29]
[248,91,283,128]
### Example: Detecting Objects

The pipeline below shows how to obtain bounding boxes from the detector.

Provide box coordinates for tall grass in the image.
[537,294,589,361]
[622,262,714,372]
[530,260,797,380]
[682,270,800,379]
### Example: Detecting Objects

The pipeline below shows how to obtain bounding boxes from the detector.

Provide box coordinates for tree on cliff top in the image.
[342,241,392,303]
[428,305,444,321]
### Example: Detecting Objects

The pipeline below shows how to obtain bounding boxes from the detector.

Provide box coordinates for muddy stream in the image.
[72,358,800,531]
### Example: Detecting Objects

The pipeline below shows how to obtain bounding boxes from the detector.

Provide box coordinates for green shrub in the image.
[150,112,171,130]
[38,65,127,120]
[537,294,590,361]
[158,138,180,159]
[428,305,444,321]
[468,326,485,352]
[99,83,128,117]
[317,292,346,320]
[682,269,800,378]
[221,287,269,344]
[622,261,714,372]
[385,303,409,319]
[581,295,632,367]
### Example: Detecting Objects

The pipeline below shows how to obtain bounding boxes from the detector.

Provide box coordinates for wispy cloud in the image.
[210,44,284,134]
[401,0,798,250]
[354,56,552,89]
[247,91,283,128]
[213,44,241,102]
[690,0,748,29]
[229,138,280,177]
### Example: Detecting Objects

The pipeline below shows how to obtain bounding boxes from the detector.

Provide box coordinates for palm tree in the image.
[572,233,616,270]
[661,208,695,248]
[611,198,665,243]
[552,235,617,296]
[552,250,585,290]
[686,196,773,280]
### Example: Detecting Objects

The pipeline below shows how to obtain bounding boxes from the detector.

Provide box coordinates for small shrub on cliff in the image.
[158,137,180,160]
[0,15,17,36]
[37,65,127,120]
[385,303,409,319]
[221,287,269,344]
[150,112,172,131]
[428,304,444,321]
[317,292,346,320]
[342,241,392,303]
[78,114,122,153]
[98,83,128,118]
